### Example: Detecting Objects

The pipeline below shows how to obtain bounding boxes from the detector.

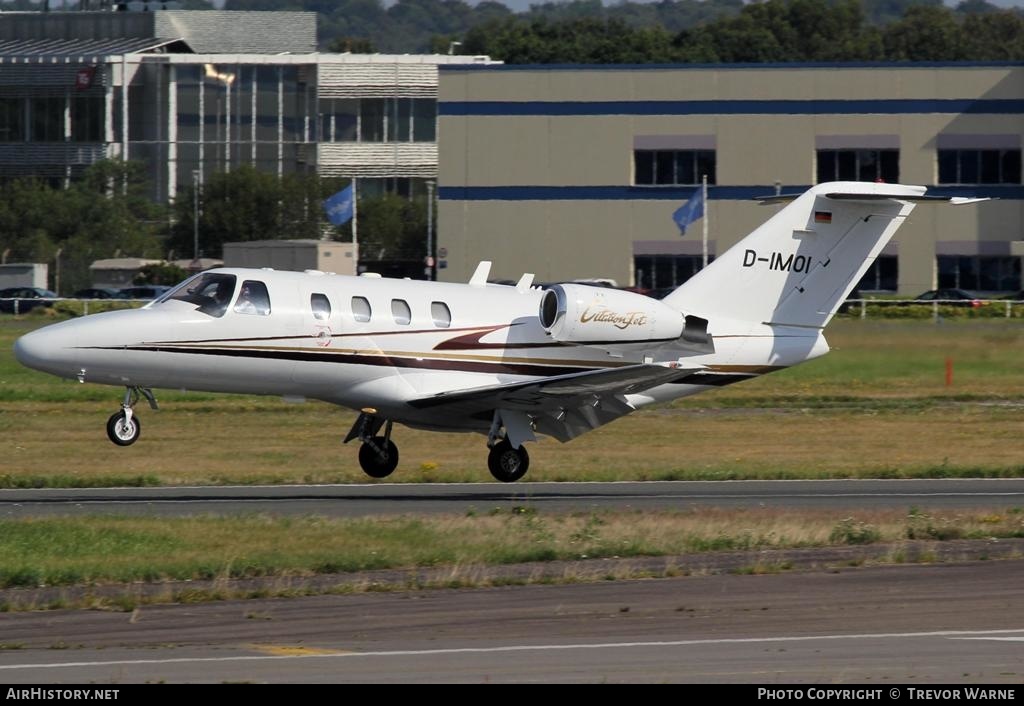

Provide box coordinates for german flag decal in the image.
[814,211,832,224]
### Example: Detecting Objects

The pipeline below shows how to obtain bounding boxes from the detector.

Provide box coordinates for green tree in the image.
[357,193,429,262]
[134,262,189,286]
[170,167,337,259]
[0,160,166,293]
[674,0,883,63]
[883,5,966,60]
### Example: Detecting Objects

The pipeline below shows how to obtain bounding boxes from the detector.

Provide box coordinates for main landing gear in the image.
[345,410,399,479]
[344,409,532,482]
[106,386,158,446]
[487,440,529,483]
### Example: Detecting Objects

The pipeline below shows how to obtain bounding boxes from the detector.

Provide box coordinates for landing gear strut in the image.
[106,386,157,446]
[486,411,531,482]
[346,411,399,479]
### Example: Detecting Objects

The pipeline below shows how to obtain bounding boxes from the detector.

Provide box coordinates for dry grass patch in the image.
[3,507,1024,590]
[4,319,1024,485]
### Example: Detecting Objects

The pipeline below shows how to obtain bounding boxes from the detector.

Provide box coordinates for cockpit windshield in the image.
[155,273,237,318]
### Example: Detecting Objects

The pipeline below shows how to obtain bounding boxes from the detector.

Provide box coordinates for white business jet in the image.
[13,181,983,482]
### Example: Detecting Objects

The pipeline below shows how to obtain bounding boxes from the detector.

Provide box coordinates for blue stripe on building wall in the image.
[439,185,1023,201]
[440,61,1024,72]
[438,99,1024,116]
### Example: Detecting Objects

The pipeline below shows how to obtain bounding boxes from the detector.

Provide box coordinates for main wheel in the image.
[487,440,529,483]
[106,411,141,446]
[358,437,399,478]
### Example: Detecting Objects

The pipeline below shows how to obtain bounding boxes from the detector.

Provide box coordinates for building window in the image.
[411,99,436,142]
[30,97,64,142]
[71,96,103,143]
[0,98,24,142]
[938,149,1021,184]
[635,150,715,186]
[319,98,436,144]
[634,255,714,292]
[351,296,372,322]
[311,293,331,321]
[430,301,451,328]
[817,150,899,183]
[855,255,898,292]
[320,98,357,142]
[937,255,1021,292]
[391,298,412,325]
[360,98,386,142]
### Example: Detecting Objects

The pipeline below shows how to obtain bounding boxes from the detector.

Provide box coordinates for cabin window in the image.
[161,272,236,318]
[431,301,451,328]
[311,293,331,321]
[234,280,271,316]
[391,298,412,325]
[351,296,371,323]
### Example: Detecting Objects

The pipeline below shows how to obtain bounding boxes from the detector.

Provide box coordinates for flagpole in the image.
[700,173,708,269]
[351,177,358,257]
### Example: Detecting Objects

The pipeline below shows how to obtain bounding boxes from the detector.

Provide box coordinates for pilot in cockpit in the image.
[235,283,259,315]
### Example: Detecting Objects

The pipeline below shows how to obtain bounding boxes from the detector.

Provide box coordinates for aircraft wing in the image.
[406,363,699,442]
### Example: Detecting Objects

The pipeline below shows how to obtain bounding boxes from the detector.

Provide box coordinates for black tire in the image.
[358,437,399,478]
[487,440,529,482]
[106,411,141,446]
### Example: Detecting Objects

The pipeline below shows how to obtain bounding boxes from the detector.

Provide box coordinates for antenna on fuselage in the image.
[468,261,492,287]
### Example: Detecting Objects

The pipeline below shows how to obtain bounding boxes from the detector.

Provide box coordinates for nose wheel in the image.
[106,386,157,447]
[106,410,141,446]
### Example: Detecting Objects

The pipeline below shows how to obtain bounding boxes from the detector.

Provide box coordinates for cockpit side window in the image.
[159,273,237,318]
[234,280,271,316]
[311,293,331,321]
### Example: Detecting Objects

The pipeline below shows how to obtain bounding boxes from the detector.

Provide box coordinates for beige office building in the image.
[437,63,1024,295]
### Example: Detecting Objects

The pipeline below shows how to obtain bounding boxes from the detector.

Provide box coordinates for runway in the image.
[1,560,1022,683]
[5,478,1024,683]
[3,478,1024,517]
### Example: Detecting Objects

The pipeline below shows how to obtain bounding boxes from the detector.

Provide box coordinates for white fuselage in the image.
[14,268,829,435]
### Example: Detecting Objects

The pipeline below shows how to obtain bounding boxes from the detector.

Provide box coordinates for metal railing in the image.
[845,299,1024,321]
[0,297,151,317]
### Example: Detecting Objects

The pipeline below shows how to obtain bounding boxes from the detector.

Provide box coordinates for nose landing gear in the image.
[106,386,157,446]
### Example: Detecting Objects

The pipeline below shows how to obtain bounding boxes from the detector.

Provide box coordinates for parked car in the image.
[118,285,172,300]
[914,288,982,307]
[0,286,58,314]
[72,287,125,300]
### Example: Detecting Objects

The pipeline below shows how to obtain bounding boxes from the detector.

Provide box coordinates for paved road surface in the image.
[1,561,1022,683]
[3,478,1024,518]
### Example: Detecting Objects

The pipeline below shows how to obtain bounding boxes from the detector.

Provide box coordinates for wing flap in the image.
[407,363,699,442]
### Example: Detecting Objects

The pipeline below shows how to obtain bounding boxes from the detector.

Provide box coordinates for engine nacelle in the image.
[539,284,685,347]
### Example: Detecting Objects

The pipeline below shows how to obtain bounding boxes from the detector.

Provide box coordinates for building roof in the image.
[90,258,162,270]
[0,37,191,61]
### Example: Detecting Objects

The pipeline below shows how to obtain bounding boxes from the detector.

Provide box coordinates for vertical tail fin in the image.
[662,181,928,329]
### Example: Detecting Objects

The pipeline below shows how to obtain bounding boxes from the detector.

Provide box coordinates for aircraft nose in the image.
[13,324,78,376]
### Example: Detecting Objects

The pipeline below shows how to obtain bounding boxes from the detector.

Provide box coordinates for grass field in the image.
[1,506,1021,610]
[4,315,1024,606]
[3,316,1024,485]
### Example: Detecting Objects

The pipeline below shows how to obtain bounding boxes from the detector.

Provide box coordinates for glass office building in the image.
[0,10,495,203]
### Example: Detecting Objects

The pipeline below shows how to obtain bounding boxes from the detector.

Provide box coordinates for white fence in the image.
[846,299,1024,320]
[0,297,151,317]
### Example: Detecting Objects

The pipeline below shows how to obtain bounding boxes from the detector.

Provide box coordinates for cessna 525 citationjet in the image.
[14,181,983,482]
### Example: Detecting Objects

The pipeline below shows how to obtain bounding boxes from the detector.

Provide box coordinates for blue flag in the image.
[323,185,354,226]
[672,188,704,235]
